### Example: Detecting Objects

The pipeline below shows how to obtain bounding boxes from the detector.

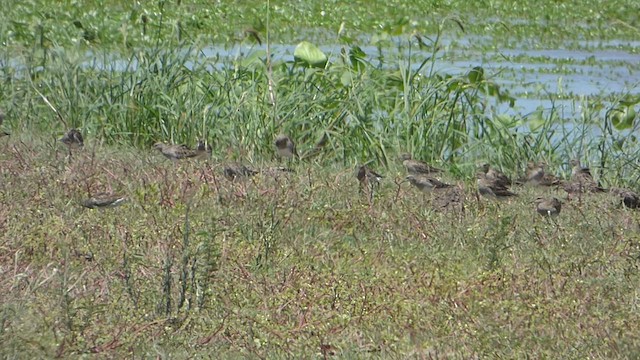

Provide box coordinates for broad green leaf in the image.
[499,93,516,107]
[468,66,484,84]
[349,46,366,72]
[293,41,327,68]
[610,106,636,131]
[240,50,266,67]
[486,83,499,96]
[447,79,464,92]
[619,95,640,107]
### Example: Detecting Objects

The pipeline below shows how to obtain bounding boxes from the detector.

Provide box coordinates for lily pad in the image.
[467,66,484,84]
[293,41,327,68]
[610,106,637,131]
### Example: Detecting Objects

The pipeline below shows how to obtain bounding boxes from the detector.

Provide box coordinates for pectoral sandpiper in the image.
[406,174,453,193]
[154,143,198,160]
[534,197,562,217]
[81,192,127,209]
[477,173,517,199]
[398,153,442,176]
[274,134,298,159]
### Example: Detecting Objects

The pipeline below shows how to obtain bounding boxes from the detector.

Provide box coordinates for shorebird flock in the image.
[30,128,640,214]
[394,153,639,216]
[360,152,638,217]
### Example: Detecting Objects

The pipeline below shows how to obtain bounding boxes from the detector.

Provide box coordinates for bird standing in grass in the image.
[405,175,453,193]
[60,128,84,159]
[0,110,8,137]
[524,161,561,186]
[81,193,127,209]
[195,139,212,159]
[357,165,383,202]
[477,173,517,199]
[525,161,545,184]
[570,159,604,187]
[357,165,383,188]
[570,159,593,181]
[274,134,298,159]
[60,128,84,149]
[223,163,259,181]
[154,142,198,160]
[534,197,562,217]
[398,153,442,176]
[610,188,640,209]
[564,159,606,194]
[480,163,511,187]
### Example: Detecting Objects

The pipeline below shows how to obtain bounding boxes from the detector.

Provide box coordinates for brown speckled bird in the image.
[570,159,593,181]
[223,163,259,181]
[154,143,198,160]
[399,153,442,176]
[357,165,383,190]
[60,128,84,149]
[535,197,562,217]
[610,188,640,209]
[0,110,8,137]
[81,192,126,209]
[196,139,212,159]
[525,161,545,184]
[477,173,517,199]
[481,163,511,187]
[564,159,606,194]
[406,175,453,193]
[524,161,561,186]
[274,134,298,159]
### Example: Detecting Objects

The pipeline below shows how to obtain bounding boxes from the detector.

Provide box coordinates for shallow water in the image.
[3,35,638,127]
[196,40,640,120]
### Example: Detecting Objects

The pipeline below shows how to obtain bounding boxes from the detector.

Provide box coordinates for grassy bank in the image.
[2,39,639,182]
[1,137,639,357]
[1,0,640,357]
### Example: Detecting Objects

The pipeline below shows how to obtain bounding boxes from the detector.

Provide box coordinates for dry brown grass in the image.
[1,137,640,358]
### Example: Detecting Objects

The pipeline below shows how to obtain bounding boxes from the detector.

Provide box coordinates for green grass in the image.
[1,137,640,357]
[1,0,639,50]
[1,1,638,171]
[2,37,639,177]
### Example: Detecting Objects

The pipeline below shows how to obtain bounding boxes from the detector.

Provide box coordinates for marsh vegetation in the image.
[1,0,640,357]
